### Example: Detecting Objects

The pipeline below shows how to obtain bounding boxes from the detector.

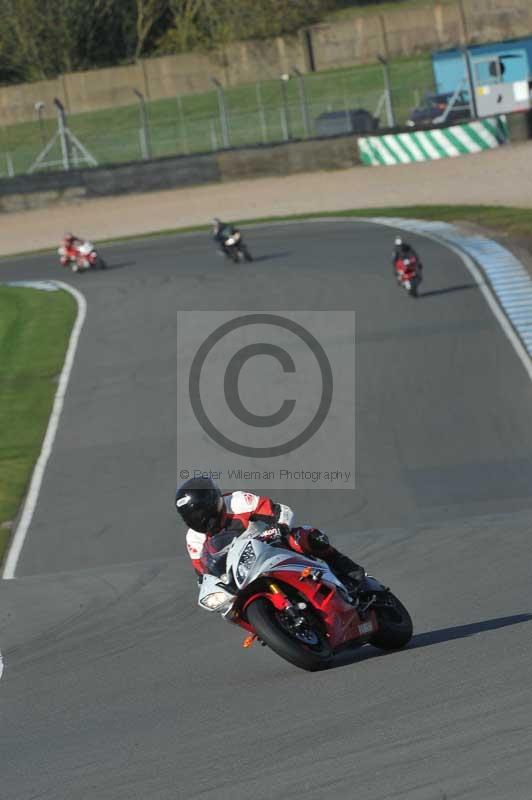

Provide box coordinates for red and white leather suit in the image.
[186,490,342,576]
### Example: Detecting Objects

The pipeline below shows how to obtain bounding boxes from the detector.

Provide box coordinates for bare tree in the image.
[135,0,168,58]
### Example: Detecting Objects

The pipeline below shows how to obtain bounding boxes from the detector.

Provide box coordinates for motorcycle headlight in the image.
[200,590,233,610]
[237,542,256,581]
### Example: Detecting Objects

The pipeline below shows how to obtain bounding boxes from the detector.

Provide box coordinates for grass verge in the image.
[0,286,76,564]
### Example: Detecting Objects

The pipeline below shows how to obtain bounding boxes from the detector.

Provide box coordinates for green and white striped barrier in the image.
[358,116,508,166]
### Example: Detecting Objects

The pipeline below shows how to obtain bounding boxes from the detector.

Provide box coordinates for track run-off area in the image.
[1,220,532,800]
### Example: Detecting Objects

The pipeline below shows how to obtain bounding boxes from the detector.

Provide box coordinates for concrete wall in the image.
[0,35,307,125]
[1,0,531,125]
[0,134,359,213]
[310,0,532,69]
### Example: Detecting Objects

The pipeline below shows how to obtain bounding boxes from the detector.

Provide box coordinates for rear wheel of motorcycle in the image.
[409,283,418,297]
[370,593,413,650]
[242,246,253,262]
[246,597,332,672]
[96,257,107,270]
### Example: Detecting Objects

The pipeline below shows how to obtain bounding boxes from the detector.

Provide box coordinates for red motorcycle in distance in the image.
[394,254,422,297]
[197,522,413,671]
[58,237,107,273]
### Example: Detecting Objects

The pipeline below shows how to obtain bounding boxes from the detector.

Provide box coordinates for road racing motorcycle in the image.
[219,229,253,263]
[58,240,107,273]
[394,254,422,297]
[197,522,413,671]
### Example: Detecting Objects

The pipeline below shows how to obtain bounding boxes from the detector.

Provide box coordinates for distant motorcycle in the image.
[197,522,413,672]
[394,254,422,297]
[219,230,253,263]
[58,240,107,273]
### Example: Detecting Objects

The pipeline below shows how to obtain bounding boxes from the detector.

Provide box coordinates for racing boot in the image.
[326,551,365,595]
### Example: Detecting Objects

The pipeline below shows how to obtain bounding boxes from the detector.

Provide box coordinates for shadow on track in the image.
[251,252,292,263]
[420,282,478,299]
[105,261,136,271]
[328,612,532,671]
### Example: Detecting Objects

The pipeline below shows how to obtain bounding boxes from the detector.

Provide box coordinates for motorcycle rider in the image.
[59,232,83,268]
[175,477,365,592]
[212,217,240,255]
[392,236,423,279]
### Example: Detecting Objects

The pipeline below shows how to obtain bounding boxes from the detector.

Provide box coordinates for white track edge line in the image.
[1,281,87,580]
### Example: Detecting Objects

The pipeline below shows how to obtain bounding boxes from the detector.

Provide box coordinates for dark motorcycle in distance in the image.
[220,229,253,263]
[394,254,422,297]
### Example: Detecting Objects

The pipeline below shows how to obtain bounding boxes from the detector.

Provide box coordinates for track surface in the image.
[1,222,532,799]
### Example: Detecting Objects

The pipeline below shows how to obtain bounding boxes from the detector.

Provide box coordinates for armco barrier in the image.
[358,117,509,166]
[0,134,359,214]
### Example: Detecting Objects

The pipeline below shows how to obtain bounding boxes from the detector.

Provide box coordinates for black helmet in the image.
[175,477,223,533]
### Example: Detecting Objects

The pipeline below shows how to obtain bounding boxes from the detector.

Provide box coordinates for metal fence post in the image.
[255,82,268,143]
[462,48,478,120]
[378,55,396,128]
[133,89,152,160]
[176,95,189,155]
[210,119,219,151]
[6,153,14,177]
[211,77,230,149]
[293,67,310,138]
[54,98,71,170]
[34,101,47,149]
[279,74,292,140]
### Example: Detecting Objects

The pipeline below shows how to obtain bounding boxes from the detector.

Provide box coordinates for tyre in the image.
[242,246,253,262]
[97,256,107,270]
[409,283,418,297]
[370,593,413,650]
[246,597,332,671]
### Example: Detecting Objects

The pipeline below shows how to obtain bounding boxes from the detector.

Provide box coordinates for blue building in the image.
[432,37,532,116]
[433,37,532,93]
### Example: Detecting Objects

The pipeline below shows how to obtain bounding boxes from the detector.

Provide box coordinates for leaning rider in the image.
[175,477,365,591]
[392,236,422,272]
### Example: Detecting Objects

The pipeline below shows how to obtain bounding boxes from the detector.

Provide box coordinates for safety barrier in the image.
[358,116,508,166]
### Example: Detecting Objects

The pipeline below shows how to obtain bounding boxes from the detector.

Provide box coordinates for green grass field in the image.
[1,55,433,177]
[0,286,76,563]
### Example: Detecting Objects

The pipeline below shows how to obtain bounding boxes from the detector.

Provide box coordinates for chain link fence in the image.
[0,59,434,178]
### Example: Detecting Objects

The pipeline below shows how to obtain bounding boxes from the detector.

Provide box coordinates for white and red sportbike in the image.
[198,522,413,671]
[58,240,107,273]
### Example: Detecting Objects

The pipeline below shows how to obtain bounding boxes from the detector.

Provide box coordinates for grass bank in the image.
[0,286,76,564]
[239,206,532,242]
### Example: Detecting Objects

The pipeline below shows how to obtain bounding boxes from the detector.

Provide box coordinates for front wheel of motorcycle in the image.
[246,597,332,671]
[370,593,413,651]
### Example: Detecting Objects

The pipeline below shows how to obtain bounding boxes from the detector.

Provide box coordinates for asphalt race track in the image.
[1,221,532,800]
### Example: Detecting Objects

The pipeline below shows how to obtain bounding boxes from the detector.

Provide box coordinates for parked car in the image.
[406,92,471,128]
[315,108,379,137]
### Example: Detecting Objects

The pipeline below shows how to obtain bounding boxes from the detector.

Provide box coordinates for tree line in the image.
[0,0,386,84]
